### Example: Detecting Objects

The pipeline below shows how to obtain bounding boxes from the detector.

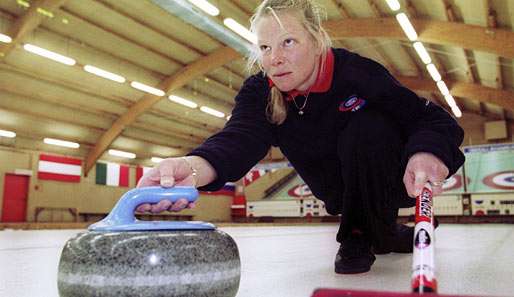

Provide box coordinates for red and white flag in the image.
[243,169,267,186]
[38,154,82,183]
[135,166,153,184]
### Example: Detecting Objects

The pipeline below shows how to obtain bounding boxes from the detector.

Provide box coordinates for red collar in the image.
[267,48,334,101]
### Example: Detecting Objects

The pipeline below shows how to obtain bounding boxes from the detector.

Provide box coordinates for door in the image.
[1,174,30,222]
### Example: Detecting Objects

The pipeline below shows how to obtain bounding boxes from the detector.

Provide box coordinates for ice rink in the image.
[1,224,513,297]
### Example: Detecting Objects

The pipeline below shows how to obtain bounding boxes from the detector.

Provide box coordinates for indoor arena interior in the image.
[0,1,513,297]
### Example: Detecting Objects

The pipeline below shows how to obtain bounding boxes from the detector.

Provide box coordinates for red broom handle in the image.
[411,183,438,294]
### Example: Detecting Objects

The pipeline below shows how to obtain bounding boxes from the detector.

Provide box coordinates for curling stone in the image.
[57,186,240,297]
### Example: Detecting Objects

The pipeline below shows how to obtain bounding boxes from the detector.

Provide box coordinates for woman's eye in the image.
[260,45,270,52]
[284,38,295,46]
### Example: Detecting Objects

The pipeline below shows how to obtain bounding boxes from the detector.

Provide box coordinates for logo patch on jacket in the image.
[339,95,366,112]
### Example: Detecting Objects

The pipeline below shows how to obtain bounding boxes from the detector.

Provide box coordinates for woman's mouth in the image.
[274,72,291,78]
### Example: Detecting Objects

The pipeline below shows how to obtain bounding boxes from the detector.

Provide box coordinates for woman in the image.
[137,0,464,274]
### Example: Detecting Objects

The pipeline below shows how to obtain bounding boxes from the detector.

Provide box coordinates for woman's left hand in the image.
[403,152,449,197]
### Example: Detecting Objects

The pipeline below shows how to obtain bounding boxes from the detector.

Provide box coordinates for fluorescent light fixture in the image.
[385,0,401,11]
[23,44,76,66]
[36,7,54,18]
[0,129,16,138]
[413,42,431,64]
[426,64,441,82]
[396,13,418,41]
[83,65,126,83]
[16,0,30,8]
[130,81,165,96]
[0,33,12,43]
[223,18,257,44]
[451,105,462,118]
[444,94,457,107]
[437,81,450,96]
[43,138,80,149]
[151,157,164,163]
[188,0,219,16]
[168,95,198,108]
[200,106,225,118]
[108,149,136,159]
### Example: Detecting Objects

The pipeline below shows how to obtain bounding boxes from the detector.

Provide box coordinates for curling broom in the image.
[311,183,487,297]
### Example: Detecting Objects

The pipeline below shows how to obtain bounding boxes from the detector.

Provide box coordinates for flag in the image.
[38,154,82,183]
[243,169,267,186]
[135,166,153,184]
[96,162,129,187]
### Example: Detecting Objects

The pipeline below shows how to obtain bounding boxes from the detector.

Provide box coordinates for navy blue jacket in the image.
[189,48,465,200]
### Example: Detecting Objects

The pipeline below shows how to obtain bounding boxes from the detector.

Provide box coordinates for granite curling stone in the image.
[57,186,240,297]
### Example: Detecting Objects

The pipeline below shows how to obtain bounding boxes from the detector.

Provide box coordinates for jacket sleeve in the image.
[350,55,465,177]
[188,74,274,191]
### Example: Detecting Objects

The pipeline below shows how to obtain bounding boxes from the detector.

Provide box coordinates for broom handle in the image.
[411,183,438,294]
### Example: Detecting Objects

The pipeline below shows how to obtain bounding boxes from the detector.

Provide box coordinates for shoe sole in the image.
[334,258,375,274]
[334,266,371,274]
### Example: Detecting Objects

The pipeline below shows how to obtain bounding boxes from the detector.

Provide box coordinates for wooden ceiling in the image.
[0,0,512,175]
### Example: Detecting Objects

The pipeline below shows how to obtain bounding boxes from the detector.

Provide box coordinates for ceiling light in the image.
[188,0,219,16]
[223,18,257,44]
[200,106,225,118]
[0,33,12,43]
[0,129,16,138]
[396,13,418,41]
[36,7,54,18]
[16,0,30,8]
[130,81,165,96]
[413,42,431,64]
[168,95,198,108]
[84,65,126,83]
[151,157,164,163]
[43,138,80,149]
[108,149,136,159]
[426,64,441,82]
[437,81,450,96]
[385,0,401,11]
[23,44,76,66]
[451,105,462,118]
[444,94,456,107]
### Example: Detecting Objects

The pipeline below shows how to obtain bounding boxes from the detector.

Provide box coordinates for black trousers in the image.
[333,109,415,247]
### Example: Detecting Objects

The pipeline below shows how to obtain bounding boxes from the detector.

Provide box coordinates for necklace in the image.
[292,91,310,115]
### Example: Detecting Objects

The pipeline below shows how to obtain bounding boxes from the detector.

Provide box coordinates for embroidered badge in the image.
[339,95,366,112]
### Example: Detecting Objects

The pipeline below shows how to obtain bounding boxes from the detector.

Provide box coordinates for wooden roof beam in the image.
[442,0,477,84]
[84,46,240,175]
[61,6,241,103]
[0,0,67,59]
[329,0,398,74]
[367,0,418,76]
[483,0,503,90]
[398,76,514,111]
[324,18,514,59]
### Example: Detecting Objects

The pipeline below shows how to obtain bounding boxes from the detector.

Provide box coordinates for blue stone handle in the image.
[88,186,213,231]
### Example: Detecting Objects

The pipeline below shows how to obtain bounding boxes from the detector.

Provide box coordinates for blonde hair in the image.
[248,0,332,125]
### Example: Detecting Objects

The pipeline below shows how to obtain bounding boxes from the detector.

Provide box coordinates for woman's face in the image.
[255,12,320,92]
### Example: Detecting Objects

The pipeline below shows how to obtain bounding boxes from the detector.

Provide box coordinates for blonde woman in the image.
[137,0,464,274]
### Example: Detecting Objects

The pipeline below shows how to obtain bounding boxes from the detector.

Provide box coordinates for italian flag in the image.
[96,162,129,187]
[135,166,153,184]
[38,154,82,183]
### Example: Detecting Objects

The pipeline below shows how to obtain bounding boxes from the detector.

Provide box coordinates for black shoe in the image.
[373,219,439,255]
[334,232,376,274]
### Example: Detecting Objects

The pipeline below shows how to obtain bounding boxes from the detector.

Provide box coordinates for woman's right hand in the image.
[135,157,197,214]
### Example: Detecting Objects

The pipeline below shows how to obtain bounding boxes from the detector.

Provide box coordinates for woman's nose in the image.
[271,48,284,65]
